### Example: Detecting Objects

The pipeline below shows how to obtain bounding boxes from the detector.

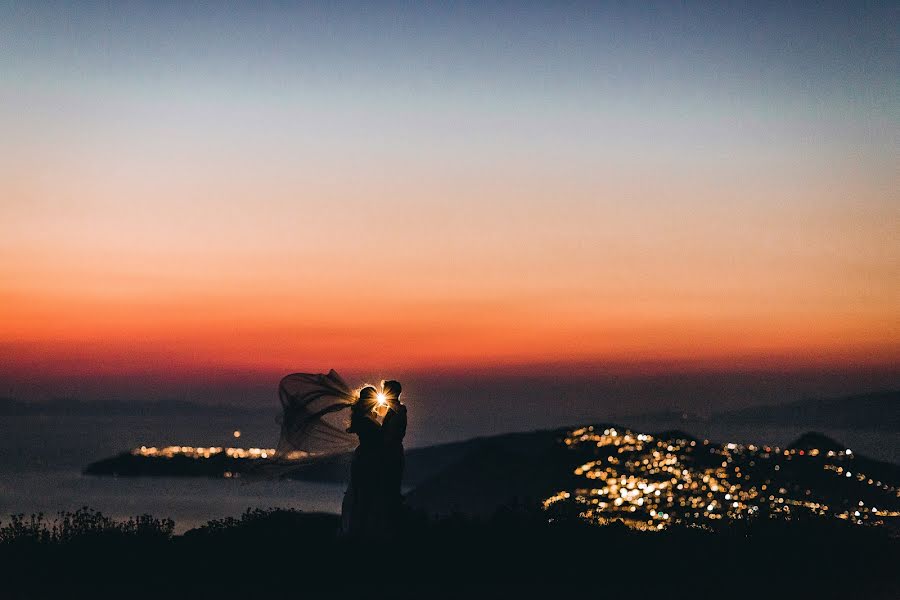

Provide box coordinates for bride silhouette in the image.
[273,371,406,537]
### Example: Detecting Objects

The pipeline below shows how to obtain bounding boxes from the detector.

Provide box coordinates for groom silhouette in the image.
[382,380,407,512]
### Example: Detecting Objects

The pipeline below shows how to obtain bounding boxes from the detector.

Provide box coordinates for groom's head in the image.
[383,380,402,401]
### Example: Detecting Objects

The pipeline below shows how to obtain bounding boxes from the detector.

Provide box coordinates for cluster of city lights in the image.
[132,445,276,459]
[543,425,900,532]
[823,464,900,496]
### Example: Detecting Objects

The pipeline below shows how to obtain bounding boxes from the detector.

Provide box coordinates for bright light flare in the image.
[376,392,387,406]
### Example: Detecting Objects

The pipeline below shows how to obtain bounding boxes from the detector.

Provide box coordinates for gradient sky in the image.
[1,1,897,403]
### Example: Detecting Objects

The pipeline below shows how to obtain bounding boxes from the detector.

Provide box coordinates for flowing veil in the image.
[249,370,359,480]
[275,369,358,458]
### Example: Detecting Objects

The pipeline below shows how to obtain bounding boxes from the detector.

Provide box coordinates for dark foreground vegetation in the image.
[1,507,897,599]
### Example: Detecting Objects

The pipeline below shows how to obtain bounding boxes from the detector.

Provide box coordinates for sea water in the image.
[0,414,345,533]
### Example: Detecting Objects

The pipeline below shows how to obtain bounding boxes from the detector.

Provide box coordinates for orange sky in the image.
[1,3,898,390]
[2,164,897,381]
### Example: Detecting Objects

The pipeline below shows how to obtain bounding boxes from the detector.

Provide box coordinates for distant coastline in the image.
[4,390,897,430]
[611,390,899,433]
[712,390,899,432]
[0,397,269,418]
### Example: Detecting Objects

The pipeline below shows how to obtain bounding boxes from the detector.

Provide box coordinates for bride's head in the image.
[355,386,378,412]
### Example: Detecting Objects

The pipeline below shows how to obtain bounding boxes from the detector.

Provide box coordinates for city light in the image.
[132,446,276,459]
[544,426,900,532]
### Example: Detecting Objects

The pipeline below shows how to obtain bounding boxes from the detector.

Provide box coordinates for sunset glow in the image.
[1,2,897,398]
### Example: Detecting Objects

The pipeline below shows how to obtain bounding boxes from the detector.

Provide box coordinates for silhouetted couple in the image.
[341,380,407,537]
[274,370,407,537]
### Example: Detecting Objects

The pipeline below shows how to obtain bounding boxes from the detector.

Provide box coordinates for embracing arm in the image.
[384,404,407,443]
